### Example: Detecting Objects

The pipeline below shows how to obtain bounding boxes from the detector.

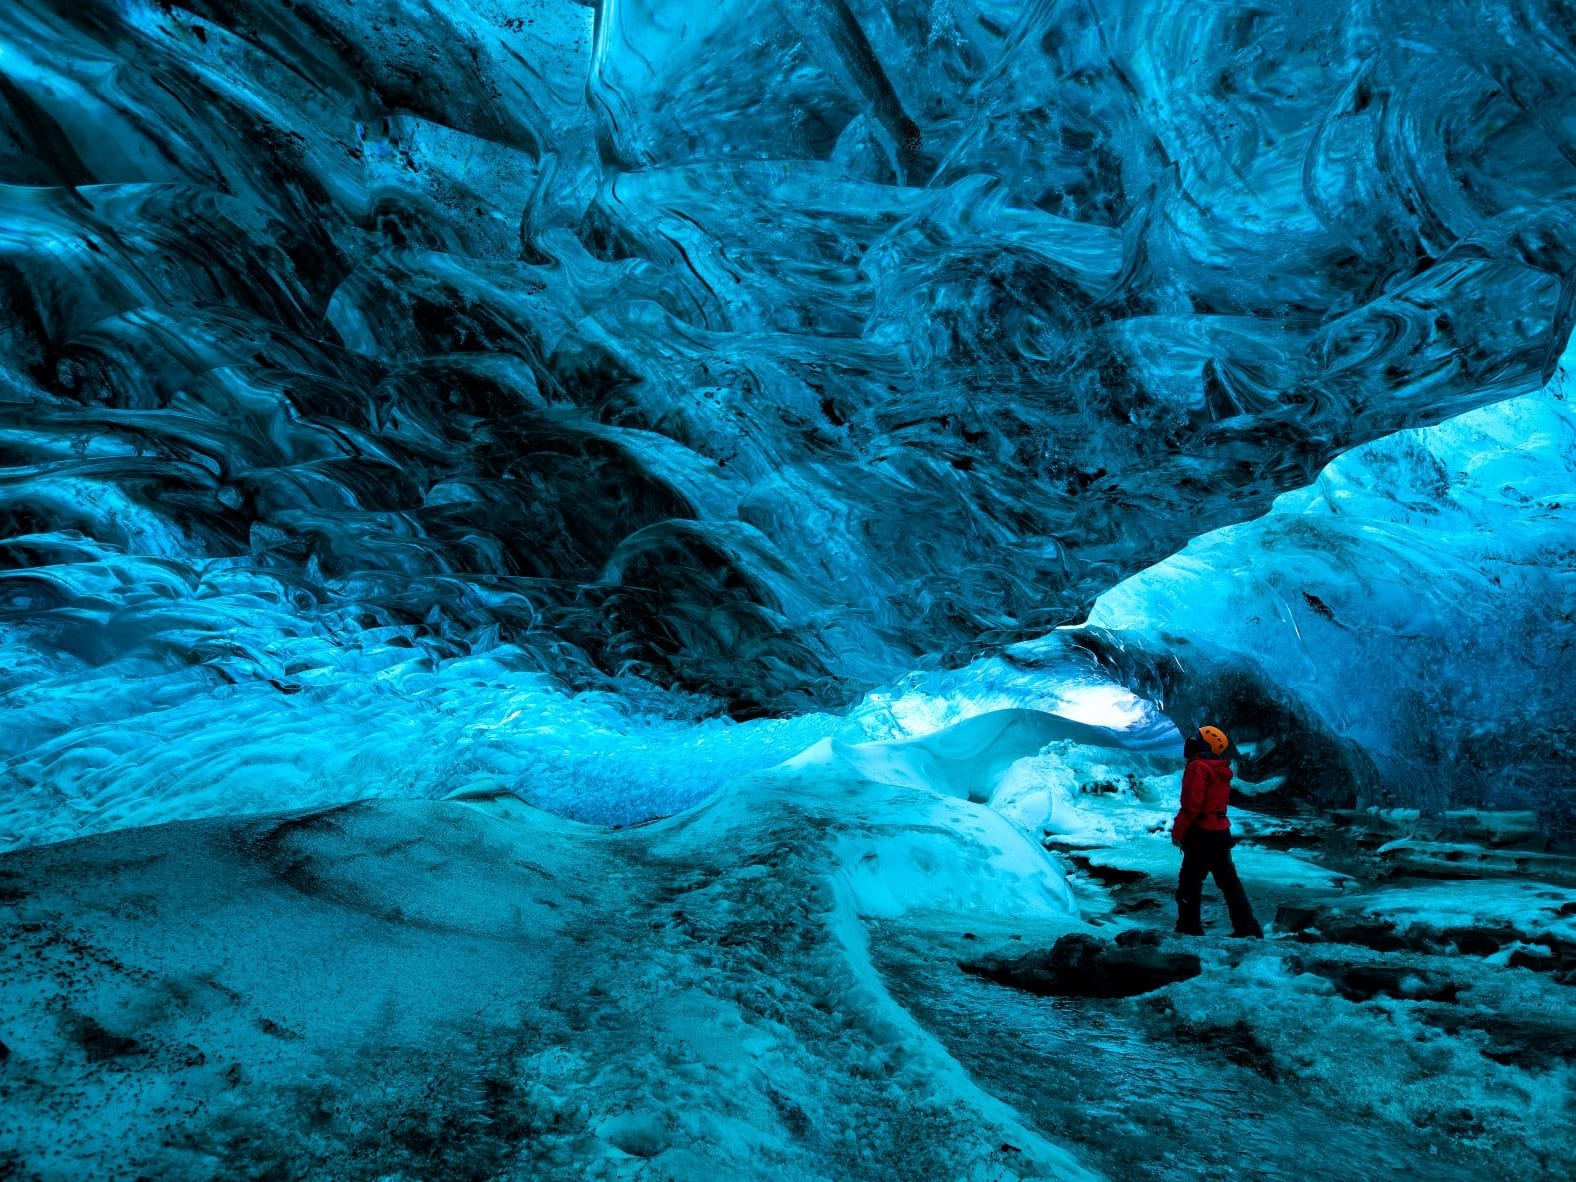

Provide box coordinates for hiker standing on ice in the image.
[1171,725,1264,939]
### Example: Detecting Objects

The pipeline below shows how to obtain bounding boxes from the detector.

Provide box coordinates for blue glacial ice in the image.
[1052,350,1576,831]
[3,0,1575,839]
[3,0,1576,1178]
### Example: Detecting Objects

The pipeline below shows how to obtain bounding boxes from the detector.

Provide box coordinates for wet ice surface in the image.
[2,723,1571,1179]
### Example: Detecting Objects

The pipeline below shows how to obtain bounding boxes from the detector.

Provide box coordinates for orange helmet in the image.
[1197,725,1230,756]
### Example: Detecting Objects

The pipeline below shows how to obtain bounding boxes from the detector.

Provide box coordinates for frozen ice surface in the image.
[5,735,1574,1179]
[0,761,1093,1180]
[3,0,1574,847]
[2,0,1576,1175]
[3,0,1575,792]
[0,633,1176,852]
[0,646,856,850]
[1067,353,1576,828]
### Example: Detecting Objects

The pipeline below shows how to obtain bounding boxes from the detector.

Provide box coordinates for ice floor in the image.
[1,713,1572,1179]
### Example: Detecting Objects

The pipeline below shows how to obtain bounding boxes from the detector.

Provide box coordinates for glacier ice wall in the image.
[2,0,1576,838]
[1062,357,1576,832]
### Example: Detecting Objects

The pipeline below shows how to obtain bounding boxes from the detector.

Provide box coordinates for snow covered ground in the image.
[2,716,1571,1179]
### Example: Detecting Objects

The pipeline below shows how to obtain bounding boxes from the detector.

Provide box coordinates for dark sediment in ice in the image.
[961,930,1201,998]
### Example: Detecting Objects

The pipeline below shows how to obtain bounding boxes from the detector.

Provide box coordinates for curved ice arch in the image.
[1065,361,1576,830]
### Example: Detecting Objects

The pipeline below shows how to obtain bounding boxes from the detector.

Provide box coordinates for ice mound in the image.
[787,706,1182,847]
[785,707,1140,801]
[0,756,1088,1179]
[961,931,1202,999]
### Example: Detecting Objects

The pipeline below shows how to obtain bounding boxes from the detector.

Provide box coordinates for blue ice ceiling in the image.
[1,1,1575,844]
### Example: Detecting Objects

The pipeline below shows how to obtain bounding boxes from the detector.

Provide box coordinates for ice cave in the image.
[1,0,1574,1177]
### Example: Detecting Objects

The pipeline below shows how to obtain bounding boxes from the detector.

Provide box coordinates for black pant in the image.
[1176,828,1261,936]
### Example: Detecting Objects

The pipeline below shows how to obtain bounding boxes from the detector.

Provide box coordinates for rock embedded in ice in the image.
[1273,880,1576,976]
[961,932,1202,999]
[1293,961,1461,1004]
[596,1110,672,1159]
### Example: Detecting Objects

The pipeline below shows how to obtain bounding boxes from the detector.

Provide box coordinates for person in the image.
[1170,724,1263,938]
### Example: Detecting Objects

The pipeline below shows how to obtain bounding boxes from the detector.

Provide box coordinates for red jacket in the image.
[1171,756,1233,843]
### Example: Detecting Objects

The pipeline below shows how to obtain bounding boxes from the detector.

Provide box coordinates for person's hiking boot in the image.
[1227,926,1264,939]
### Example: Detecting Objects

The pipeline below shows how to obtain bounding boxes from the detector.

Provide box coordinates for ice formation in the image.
[1056,356,1576,832]
[4,0,1575,765]
[3,0,1576,1178]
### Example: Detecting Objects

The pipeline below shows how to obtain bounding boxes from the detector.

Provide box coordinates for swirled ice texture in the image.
[3,0,1576,841]
[1056,355,1576,833]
